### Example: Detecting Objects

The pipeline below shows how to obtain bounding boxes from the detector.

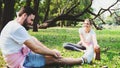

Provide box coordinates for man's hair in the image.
[18,6,35,16]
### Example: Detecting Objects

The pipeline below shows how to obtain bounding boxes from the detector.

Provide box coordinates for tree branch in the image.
[97,0,119,18]
[66,1,80,15]
[60,0,69,15]
[87,10,105,24]
[74,0,93,17]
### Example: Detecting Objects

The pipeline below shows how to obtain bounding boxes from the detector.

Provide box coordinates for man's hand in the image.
[52,49,62,58]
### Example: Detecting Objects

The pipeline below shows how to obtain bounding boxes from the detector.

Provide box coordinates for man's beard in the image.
[22,19,30,31]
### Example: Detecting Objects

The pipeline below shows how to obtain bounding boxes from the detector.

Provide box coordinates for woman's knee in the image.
[94,45,100,53]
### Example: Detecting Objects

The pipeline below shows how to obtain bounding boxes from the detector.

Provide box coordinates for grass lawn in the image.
[0,27,120,68]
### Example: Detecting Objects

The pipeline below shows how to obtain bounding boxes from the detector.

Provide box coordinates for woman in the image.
[64,19,100,63]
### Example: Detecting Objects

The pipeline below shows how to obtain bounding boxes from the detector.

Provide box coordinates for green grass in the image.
[0,27,120,68]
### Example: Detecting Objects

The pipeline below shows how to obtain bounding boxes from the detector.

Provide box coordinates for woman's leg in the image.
[63,43,86,51]
[94,45,101,60]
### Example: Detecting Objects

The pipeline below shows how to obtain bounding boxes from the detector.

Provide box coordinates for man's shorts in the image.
[23,52,45,68]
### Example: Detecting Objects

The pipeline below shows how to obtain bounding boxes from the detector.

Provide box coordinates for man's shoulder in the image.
[6,20,20,27]
[10,20,23,29]
[5,20,24,33]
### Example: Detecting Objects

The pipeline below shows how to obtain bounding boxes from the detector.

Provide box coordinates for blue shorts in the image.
[23,52,45,68]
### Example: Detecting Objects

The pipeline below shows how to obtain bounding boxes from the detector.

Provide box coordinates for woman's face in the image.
[83,20,91,29]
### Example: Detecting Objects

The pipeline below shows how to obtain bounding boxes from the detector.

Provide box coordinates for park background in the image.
[0,0,120,68]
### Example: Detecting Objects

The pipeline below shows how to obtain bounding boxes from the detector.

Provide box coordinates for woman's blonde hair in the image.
[84,18,93,25]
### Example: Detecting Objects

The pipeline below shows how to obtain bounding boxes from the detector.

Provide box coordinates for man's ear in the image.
[23,13,27,18]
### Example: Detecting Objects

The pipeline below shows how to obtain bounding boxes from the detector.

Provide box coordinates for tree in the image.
[39,0,91,28]
[87,0,119,29]
[112,10,120,25]
[33,0,40,32]
[0,0,15,32]
[0,0,2,21]
[39,0,119,30]
[0,0,2,31]
[0,0,119,31]
[42,0,51,22]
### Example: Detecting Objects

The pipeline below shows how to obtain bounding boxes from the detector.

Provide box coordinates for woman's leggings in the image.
[63,43,86,51]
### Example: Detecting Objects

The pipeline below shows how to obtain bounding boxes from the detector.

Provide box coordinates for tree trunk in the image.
[39,14,84,29]
[33,0,40,32]
[42,0,51,22]
[0,0,15,32]
[0,0,2,32]
[0,0,2,21]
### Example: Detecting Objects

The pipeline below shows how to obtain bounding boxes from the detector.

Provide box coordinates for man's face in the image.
[23,14,35,30]
[26,14,35,25]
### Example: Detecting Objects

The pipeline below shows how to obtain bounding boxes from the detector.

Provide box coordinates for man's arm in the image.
[24,38,61,58]
[31,36,52,50]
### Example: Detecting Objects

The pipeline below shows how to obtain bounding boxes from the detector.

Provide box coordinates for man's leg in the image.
[94,46,101,60]
[44,56,83,66]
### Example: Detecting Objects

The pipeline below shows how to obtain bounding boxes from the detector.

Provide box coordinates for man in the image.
[0,6,87,68]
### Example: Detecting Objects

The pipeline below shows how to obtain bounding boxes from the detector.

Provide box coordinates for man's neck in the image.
[15,17,24,25]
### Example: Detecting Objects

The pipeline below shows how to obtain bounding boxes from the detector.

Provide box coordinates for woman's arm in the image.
[77,40,82,45]
[92,34,99,47]
[79,34,88,48]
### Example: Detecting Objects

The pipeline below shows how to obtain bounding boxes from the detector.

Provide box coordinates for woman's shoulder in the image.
[79,27,85,31]
[78,27,84,33]
[90,29,96,35]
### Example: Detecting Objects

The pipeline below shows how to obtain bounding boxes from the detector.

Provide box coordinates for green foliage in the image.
[2,0,93,26]
[42,0,92,20]
[1,27,120,67]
